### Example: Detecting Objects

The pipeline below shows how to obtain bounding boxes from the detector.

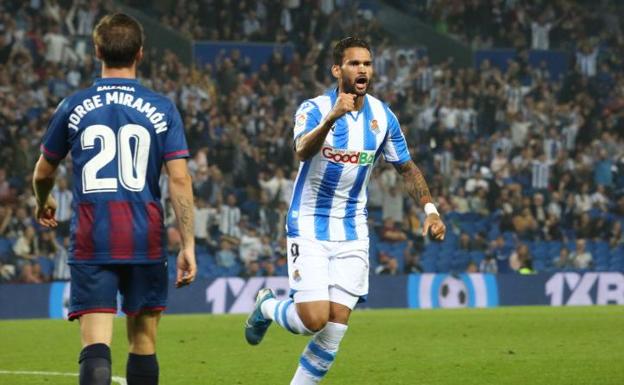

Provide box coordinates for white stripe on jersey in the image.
[287,90,411,241]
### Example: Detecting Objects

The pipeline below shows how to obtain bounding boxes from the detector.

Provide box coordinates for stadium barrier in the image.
[0,273,622,320]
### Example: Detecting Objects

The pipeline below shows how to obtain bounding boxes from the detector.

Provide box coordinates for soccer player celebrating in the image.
[245,37,446,384]
[32,14,196,385]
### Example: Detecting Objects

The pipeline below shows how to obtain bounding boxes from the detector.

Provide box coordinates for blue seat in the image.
[37,256,55,278]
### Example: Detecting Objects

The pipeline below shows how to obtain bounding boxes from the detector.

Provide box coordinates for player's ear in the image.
[136,46,144,64]
[94,45,103,60]
[331,64,341,79]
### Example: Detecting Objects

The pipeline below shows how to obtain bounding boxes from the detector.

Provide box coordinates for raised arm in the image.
[295,93,355,161]
[166,158,197,287]
[394,160,445,240]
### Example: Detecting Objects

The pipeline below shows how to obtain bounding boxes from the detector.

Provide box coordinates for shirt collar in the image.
[93,77,140,86]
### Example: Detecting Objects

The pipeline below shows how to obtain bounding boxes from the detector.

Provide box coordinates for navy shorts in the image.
[68,262,168,321]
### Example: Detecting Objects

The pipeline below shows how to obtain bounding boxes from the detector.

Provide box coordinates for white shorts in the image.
[287,236,369,310]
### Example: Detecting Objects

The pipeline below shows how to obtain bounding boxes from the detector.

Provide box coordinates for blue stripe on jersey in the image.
[384,104,411,164]
[343,98,377,239]
[287,162,312,237]
[314,162,343,239]
[132,203,147,257]
[375,132,388,163]
[314,94,347,240]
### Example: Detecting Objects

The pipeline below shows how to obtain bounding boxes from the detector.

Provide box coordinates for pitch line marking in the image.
[0,370,127,384]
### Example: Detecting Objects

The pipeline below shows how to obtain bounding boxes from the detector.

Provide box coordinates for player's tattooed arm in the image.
[174,195,194,246]
[166,158,197,287]
[393,160,433,206]
[166,159,195,249]
[394,160,446,240]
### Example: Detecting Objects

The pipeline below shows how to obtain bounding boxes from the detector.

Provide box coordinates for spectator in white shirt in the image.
[219,193,241,240]
[51,177,72,238]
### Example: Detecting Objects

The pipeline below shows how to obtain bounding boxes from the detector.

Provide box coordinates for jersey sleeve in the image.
[382,106,411,164]
[40,99,71,163]
[293,100,322,142]
[163,102,190,161]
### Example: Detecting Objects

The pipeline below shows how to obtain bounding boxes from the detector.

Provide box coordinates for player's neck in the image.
[101,64,137,79]
[353,95,365,111]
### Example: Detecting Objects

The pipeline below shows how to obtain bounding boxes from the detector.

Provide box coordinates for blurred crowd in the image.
[2,0,624,284]
[408,0,622,52]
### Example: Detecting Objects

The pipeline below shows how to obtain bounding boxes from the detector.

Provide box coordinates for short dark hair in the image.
[333,37,371,65]
[93,13,143,68]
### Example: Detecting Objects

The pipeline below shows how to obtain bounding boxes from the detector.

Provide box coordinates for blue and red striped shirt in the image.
[41,77,189,264]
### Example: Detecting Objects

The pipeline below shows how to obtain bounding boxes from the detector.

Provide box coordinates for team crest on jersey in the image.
[295,113,307,129]
[370,119,379,133]
[292,269,302,282]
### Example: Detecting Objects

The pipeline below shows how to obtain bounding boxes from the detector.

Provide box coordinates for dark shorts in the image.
[68,263,168,321]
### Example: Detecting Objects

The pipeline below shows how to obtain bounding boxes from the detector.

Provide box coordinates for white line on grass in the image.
[0,370,127,384]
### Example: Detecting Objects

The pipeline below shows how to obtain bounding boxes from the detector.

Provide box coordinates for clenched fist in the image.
[327,93,356,123]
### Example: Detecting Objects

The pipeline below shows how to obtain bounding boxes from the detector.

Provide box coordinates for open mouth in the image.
[355,76,368,90]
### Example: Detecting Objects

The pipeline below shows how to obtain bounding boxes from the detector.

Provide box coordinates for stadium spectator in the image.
[571,239,593,269]
[403,240,424,273]
[216,238,237,269]
[375,251,400,275]
[479,254,498,274]
[509,243,531,272]
[51,177,71,238]
[553,246,574,270]
[380,218,408,243]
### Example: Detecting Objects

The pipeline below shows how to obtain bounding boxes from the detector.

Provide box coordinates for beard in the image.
[341,77,368,96]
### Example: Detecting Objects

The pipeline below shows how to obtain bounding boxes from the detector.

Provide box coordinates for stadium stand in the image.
[1,0,624,284]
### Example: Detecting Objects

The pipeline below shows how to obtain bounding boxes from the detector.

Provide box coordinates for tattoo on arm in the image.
[394,161,433,206]
[175,196,194,244]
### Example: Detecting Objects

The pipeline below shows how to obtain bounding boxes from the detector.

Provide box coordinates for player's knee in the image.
[301,313,329,332]
[128,335,156,355]
[79,343,111,385]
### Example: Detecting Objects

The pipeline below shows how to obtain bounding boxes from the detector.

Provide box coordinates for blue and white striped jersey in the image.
[287,89,411,241]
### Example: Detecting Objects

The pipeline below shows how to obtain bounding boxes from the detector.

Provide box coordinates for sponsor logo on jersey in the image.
[322,146,375,165]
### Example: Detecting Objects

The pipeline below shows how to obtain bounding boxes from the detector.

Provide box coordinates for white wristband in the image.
[424,203,439,216]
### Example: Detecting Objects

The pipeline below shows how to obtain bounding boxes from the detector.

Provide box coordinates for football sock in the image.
[79,343,112,385]
[126,353,159,385]
[261,298,313,335]
[290,322,348,385]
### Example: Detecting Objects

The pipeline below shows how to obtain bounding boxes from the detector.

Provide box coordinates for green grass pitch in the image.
[0,306,622,384]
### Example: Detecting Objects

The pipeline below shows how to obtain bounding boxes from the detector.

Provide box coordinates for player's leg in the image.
[126,311,162,385]
[290,291,356,385]
[291,239,369,384]
[246,237,331,344]
[78,314,115,385]
[69,265,119,385]
[120,263,168,385]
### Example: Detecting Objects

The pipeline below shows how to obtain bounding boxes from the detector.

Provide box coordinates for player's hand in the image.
[35,196,58,228]
[423,214,446,241]
[176,247,197,288]
[327,93,356,123]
